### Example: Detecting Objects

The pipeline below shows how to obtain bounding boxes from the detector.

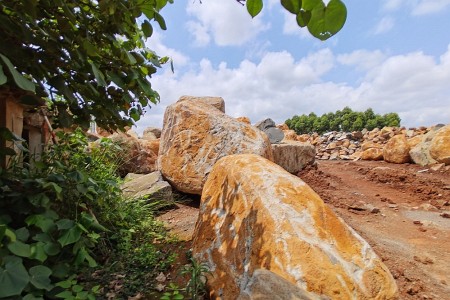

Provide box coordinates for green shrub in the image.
[0,128,175,298]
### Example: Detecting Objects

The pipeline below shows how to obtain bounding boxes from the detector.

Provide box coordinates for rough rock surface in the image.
[383,134,411,164]
[158,97,273,194]
[192,154,398,300]
[361,148,384,161]
[236,117,251,124]
[121,171,172,201]
[109,133,159,176]
[237,269,325,300]
[429,125,450,165]
[409,127,442,166]
[178,95,225,113]
[271,141,315,173]
[255,118,285,144]
[142,127,161,140]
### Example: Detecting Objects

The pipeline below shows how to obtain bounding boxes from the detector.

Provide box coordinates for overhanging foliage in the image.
[0,0,173,130]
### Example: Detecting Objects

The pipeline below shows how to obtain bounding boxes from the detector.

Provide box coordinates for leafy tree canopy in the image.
[286,107,401,134]
[0,0,346,130]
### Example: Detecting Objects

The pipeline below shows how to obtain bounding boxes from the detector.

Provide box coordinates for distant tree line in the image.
[285,107,401,134]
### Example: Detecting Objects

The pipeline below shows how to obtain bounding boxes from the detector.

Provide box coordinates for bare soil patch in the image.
[298,160,450,300]
[159,161,450,299]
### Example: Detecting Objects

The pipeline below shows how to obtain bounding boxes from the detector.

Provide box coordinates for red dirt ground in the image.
[159,160,450,299]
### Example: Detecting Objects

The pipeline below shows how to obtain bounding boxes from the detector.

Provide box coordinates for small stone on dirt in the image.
[440,212,450,218]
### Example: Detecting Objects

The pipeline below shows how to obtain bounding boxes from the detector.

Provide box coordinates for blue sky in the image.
[136,0,450,132]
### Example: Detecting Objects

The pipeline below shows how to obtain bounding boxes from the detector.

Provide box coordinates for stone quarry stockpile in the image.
[280,124,450,167]
[158,96,273,195]
[193,154,398,300]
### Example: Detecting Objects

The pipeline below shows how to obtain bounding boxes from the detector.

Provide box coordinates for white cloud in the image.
[373,16,395,34]
[185,0,269,46]
[185,21,210,47]
[382,0,450,15]
[144,31,189,68]
[137,45,450,132]
[382,0,405,11]
[338,50,387,71]
[412,0,450,15]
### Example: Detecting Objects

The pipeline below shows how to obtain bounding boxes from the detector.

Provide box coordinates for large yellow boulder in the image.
[430,125,450,165]
[158,97,273,194]
[192,154,398,300]
[383,134,411,163]
[361,148,384,161]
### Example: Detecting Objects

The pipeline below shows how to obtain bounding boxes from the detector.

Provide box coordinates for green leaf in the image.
[55,291,74,298]
[0,256,30,297]
[23,294,44,300]
[246,0,263,18]
[26,215,55,232]
[58,225,82,247]
[44,242,61,256]
[52,264,70,279]
[307,0,346,40]
[7,240,32,257]
[125,52,137,65]
[89,62,107,87]
[82,40,99,57]
[0,64,7,85]
[137,78,153,96]
[43,182,62,195]
[30,242,48,262]
[142,20,153,38]
[15,227,30,242]
[296,10,311,27]
[75,248,97,267]
[281,0,302,14]
[56,219,75,230]
[0,53,35,92]
[154,12,167,30]
[29,265,53,291]
[302,0,321,10]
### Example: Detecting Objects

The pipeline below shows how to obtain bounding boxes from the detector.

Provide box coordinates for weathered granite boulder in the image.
[236,116,251,124]
[383,134,411,164]
[409,127,442,166]
[142,127,162,140]
[255,118,276,130]
[282,130,298,141]
[158,97,273,195]
[429,125,450,165]
[255,118,284,144]
[237,269,325,300]
[193,154,398,300]
[121,171,172,201]
[272,141,315,173]
[407,135,423,149]
[178,95,225,113]
[361,148,384,161]
[109,133,158,176]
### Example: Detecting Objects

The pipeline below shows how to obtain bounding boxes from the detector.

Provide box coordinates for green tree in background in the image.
[1,0,347,131]
[286,107,402,134]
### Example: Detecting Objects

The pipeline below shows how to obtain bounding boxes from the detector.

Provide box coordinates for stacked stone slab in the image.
[278,125,450,166]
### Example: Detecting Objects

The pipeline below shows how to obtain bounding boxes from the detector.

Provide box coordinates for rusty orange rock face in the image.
[383,134,411,164]
[361,148,384,161]
[429,125,450,165]
[193,154,398,300]
[158,97,273,194]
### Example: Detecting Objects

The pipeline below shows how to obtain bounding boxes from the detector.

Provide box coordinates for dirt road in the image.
[299,160,450,300]
[160,160,450,299]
